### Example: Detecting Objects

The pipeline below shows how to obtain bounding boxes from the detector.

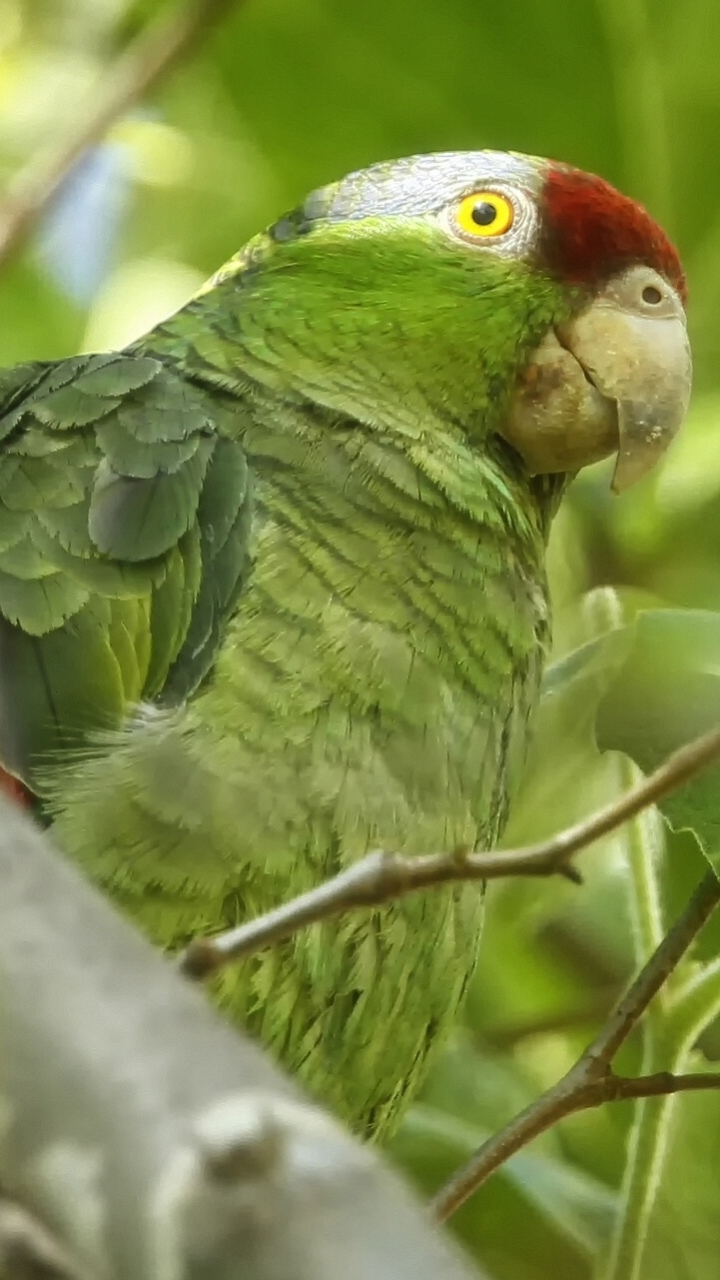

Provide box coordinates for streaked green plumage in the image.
[40,151,684,1137]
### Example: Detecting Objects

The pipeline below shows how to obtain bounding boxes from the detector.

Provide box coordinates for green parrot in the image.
[12,151,692,1137]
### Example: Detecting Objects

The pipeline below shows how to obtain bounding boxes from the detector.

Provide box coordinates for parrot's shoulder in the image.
[0,358,59,418]
[0,348,254,790]
[0,348,229,447]
[0,351,163,428]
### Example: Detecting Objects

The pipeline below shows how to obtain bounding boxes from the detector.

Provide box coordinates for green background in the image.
[3,2,720,1275]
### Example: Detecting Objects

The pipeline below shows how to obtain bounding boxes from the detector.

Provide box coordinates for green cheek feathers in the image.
[209,221,573,441]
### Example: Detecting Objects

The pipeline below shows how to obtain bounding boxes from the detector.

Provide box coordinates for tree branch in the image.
[0,795,481,1280]
[0,0,243,269]
[0,1197,82,1280]
[430,870,720,1222]
[181,723,720,979]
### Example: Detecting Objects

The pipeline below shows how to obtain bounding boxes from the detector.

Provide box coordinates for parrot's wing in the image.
[0,352,251,790]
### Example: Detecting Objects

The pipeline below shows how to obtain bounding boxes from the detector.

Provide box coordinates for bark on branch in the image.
[0,797,480,1280]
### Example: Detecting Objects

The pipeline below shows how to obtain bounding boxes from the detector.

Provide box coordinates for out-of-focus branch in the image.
[430,870,720,1223]
[482,992,617,1050]
[0,1197,81,1280]
[0,797,481,1280]
[181,723,720,979]
[0,0,243,269]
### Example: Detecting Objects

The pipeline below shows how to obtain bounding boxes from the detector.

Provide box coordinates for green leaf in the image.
[538,603,720,873]
[631,1060,720,1280]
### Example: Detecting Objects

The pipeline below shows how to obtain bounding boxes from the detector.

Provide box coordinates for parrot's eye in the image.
[440,183,535,256]
[454,191,515,239]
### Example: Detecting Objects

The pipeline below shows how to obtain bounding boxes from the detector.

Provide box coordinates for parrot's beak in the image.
[502,265,691,491]
[558,265,692,492]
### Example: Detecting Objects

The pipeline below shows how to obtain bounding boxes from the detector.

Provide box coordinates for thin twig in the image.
[431,870,720,1222]
[0,0,242,268]
[181,723,720,979]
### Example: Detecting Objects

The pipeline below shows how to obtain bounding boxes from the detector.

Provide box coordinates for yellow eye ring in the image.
[455,191,514,238]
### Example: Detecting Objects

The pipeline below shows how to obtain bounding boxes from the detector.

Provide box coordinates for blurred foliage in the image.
[2,0,720,1276]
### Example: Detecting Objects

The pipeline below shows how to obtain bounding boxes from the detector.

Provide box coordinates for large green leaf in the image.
[538,605,720,873]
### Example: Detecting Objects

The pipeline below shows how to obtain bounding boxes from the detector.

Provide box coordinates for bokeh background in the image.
[2,2,720,1276]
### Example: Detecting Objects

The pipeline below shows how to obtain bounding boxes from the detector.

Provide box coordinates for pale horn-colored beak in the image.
[502,265,692,491]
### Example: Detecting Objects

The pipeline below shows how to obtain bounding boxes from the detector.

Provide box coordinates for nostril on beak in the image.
[589,266,684,320]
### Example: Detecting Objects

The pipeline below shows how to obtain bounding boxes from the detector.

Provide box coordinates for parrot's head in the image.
[213,151,691,492]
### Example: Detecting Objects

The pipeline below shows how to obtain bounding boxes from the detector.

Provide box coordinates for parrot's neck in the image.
[177,375,561,854]
[142,304,565,557]
[146,227,574,471]
[142,282,565,847]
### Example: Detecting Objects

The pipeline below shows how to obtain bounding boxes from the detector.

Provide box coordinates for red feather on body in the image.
[541,165,686,302]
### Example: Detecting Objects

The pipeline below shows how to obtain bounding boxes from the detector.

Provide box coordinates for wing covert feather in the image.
[0,351,252,789]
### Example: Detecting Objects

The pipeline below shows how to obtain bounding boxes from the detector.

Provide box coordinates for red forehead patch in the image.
[542,165,686,304]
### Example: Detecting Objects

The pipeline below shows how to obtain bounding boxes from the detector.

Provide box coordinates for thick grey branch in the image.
[0,1197,82,1280]
[181,724,720,978]
[0,798,481,1280]
[0,0,243,268]
[431,870,720,1222]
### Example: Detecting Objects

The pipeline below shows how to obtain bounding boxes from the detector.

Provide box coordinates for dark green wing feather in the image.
[0,351,251,791]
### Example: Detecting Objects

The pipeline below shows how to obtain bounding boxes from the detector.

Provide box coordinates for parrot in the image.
[9,151,691,1138]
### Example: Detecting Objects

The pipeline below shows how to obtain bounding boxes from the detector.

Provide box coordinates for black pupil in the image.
[471,201,497,227]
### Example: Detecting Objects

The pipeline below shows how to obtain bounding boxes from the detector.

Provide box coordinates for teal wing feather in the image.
[0,352,251,790]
